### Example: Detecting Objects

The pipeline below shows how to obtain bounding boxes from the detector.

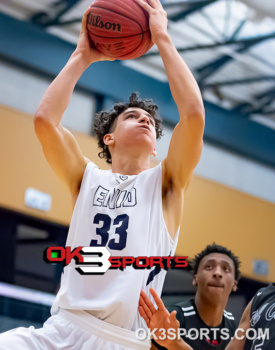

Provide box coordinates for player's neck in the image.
[195,294,225,327]
[111,153,151,175]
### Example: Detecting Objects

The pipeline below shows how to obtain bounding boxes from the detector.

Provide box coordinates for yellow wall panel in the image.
[177,175,275,283]
[0,105,109,224]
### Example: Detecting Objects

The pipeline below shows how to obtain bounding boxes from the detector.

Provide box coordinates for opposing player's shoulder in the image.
[254,283,274,299]
[249,283,274,314]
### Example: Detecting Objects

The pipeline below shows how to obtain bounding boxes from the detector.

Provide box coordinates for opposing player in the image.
[0,0,204,348]
[225,283,275,350]
[139,243,241,349]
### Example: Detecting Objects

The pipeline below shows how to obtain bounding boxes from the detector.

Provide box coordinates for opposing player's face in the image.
[194,253,237,303]
[106,107,157,157]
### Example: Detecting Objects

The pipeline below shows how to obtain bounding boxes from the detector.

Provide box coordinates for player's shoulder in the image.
[77,160,108,192]
[251,283,275,311]
[132,162,163,182]
[85,160,99,169]
[255,283,275,297]
[84,160,110,176]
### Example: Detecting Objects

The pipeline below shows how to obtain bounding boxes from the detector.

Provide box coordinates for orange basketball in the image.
[87,0,153,60]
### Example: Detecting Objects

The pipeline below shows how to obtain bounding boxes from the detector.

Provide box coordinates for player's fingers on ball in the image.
[147,0,158,8]
[154,0,164,8]
[150,288,165,311]
[149,0,164,11]
[150,0,166,15]
[81,8,90,32]
[134,0,152,12]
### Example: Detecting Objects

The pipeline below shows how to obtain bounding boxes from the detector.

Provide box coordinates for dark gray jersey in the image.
[244,283,275,350]
[153,299,236,349]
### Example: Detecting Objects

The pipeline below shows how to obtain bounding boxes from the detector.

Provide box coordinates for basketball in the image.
[86,0,153,60]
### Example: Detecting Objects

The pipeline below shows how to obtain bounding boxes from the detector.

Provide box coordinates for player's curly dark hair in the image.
[93,92,163,164]
[191,243,241,282]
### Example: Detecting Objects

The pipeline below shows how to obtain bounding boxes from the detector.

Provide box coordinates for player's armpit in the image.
[34,116,88,196]
[225,298,253,350]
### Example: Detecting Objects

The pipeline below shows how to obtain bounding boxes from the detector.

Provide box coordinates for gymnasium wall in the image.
[0,105,274,283]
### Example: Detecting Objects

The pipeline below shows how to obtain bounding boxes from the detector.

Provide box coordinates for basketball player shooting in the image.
[0,0,204,349]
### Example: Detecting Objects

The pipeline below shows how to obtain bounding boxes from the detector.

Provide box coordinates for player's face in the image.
[107,107,157,157]
[194,253,237,304]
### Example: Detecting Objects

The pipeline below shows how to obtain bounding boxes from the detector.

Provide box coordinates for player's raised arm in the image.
[135,0,204,240]
[34,9,113,197]
[135,0,205,191]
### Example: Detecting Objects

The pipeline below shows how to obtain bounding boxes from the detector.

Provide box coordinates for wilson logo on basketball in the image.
[87,13,121,32]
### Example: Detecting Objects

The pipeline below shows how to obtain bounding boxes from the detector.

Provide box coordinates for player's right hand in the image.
[75,9,115,64]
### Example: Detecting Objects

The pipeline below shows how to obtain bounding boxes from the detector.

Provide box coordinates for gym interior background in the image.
[0,0,274,333]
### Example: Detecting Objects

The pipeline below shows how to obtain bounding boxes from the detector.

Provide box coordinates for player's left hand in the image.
[139,288,180,348]
[134,0,168,45]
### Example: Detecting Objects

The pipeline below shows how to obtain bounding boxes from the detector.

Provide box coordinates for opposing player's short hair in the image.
[93,92,163,164]
[191,243,241,281]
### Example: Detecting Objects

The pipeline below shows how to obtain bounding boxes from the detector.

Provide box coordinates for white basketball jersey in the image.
[51,161,179,331]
